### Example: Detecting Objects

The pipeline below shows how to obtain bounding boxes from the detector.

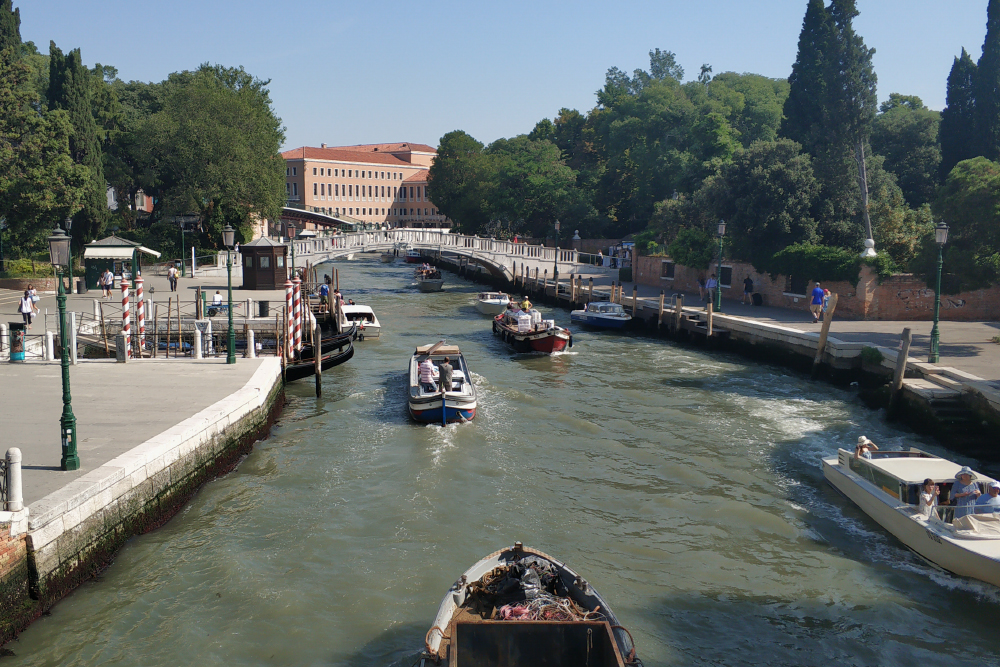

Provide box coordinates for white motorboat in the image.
[413,267,444,292]
[407,342,477,423]
[475,291,510,315]
[420,542,642,666]
[823,446,1000,587]
[379,252,395,263]
[570,301,632,329]
[339,304,381,339]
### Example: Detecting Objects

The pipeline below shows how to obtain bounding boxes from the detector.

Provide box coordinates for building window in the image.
[320,183,325,196]
[244,255,253,268]
[276,256,284,268]
[285,167,289,176]
[368,185,372,198]
[348,169,352,177]
[349,208,353,215]
[285,183,290,194]
[334,168,339,176]
[313,167,317,175]
[313,183,318,196]
[784,275,808,296]
[348,185,352,197]
[260,256,270,268]
[719,267,733,287]
[292,167,296,176]
[410,208,414,215]
[410,187,415,200]
[292,183,298,196]
[661,261,675,279]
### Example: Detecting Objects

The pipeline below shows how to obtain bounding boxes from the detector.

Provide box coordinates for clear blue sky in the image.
[18,0,991,151]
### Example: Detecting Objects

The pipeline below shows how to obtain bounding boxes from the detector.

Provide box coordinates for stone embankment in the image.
[0,359,284,642]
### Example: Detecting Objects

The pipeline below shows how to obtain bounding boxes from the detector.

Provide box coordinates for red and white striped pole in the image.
[135,276,145,353]
[121,279,131,359]
[284,279,293,358]
[292,276,302,352]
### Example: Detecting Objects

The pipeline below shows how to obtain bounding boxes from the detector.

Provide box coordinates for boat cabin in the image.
[838,448,997,521]
[478,292,507,301]
[586,302,627,316]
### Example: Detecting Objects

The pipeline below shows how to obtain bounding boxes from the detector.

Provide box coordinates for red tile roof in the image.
[334,142,437,153]
[281,146,414,166]
[404,170,429,182]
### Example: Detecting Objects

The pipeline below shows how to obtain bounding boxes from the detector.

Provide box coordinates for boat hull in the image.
[570,312,630,329]
[823,457,1000,587]
[476,300,508,315]
[408,401,477,423]
[416,279,444,292]
[284,341,354,383]
[493,319,571,353]
[405,254,422,264]
[380,253,395,263]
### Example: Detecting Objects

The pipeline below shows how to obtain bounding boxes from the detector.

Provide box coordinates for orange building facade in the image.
[281,142,447,227]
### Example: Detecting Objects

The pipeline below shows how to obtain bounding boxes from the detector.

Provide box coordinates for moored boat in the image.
[493,302,571,353]
[570,301,632,329]
[284,328,356,383]
[419,542,642,666]
[379,252,395,263]
[407,342,477,423]
[822,444,1000,587]
[339,304,381,339]
[475,291,510,315]
[404,249,423,263]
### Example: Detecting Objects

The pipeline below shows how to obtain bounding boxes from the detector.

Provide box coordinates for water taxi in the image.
[822,445,1000,587]
[420,542,642,666]
[413,267,444,292]
[404,249,423,264]
[475,291,510,315]
[493,305,571,354]
[339,304,381,339]
[407,342,477,423]
[570,301,632,329]
[379,252,395,263]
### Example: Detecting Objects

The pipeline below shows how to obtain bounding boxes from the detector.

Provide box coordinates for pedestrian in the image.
[952,466,981,520]
[821,288,832,318]
[166,265,177,293]
[439,356,454,393]
[212,290,223,306]
[319,282,330,313]
[597,250,603,267]
[810,282,824,323]
[697,276,706,301]
[742,275,754,305]
[705,274,718,306]
[18,290,34,329]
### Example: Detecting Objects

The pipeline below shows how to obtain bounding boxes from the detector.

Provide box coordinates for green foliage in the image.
[861,346,884,365]
[427,130,490,232]
[0,0,19,53]
[862,251,899,282]
[0,256,52,278]
[759,243,861,285]
[975,0,1000,161]
[940,49,978,179]
[667,227,716,270]
[871,94,941,208]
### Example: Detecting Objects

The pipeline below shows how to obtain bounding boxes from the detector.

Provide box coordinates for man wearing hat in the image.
[975,481,1000,513]
[952,466,981,519]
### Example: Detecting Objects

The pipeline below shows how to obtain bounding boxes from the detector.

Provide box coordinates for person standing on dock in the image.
[439,357,454,393]
[319,283,330,314]
[705,274,718,305]
[810,282,824,323]
[742,276,754,305]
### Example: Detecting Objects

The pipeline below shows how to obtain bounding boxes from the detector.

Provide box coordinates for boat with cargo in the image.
[407,342,477,423]
[493,301,571,354]
[570,301,632,329]
[419,542,642,666]
[822,444,1000,587]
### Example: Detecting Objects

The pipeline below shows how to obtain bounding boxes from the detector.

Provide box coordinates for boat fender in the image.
[568,334,573,348]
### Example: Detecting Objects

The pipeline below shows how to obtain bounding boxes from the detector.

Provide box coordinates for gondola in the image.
[284,325,357,383]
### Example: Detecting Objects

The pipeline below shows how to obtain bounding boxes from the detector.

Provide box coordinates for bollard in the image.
[136,276,145,354]
[248,328,256,359]
[293,276,303,352]
[121,279,131,359]
[93,299,100,319]
[5,448,22,512]
[45,331,54,360]
[194,327,203,359]
[69,311,78,365]
[246,298,253,319]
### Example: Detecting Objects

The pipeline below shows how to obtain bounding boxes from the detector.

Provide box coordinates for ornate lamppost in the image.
[48,227,80,471]
[928,221,949,363]
[223,224,237,365]
[715,220,726,313]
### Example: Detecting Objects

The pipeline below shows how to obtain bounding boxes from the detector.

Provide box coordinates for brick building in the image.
[281,142,447,227]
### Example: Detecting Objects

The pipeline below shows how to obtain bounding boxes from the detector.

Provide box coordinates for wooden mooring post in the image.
[570,274,576,303]
[314,318,322,397]
[657,290,665,329]
[706,299,713,337]
[674,294,684,331]
[888,327,912,418]
[632,285,638,317]
[810,293,839,379]
[588,277,594,304]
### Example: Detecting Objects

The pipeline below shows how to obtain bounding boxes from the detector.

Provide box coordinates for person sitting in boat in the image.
[952,466,981,520]
[439,356,454,393]
[855,436,878,460]
[975,481,1000,513]
[419,357,438,392]
[919,478,940,520]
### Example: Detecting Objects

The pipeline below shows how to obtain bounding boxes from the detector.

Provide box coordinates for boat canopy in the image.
[586,302,626,314]
[415,343,461,356]
[856,452,994,485]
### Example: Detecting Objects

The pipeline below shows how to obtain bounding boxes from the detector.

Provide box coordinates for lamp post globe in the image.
[929,221,949,364]
[47,227,80,470]
[223,224,237,364]
[715,220,726,313]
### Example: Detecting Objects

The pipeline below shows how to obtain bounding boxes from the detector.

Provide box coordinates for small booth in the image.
[83,236,161,290]
[240,236,288,290]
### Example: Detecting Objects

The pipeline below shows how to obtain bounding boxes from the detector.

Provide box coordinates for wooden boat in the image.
[404,249,423,263]
[407,342,477,423]
[380,252,395,263]
[571,301,632,329]
[420,542,642,666]
[284,333,355,383]
[475,291,510,315]
[823,445,1000,587]
[493,306,572,354]
[414,267,444,292]
[339,304,381,339]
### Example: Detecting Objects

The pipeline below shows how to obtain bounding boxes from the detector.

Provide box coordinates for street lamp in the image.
[223,223,236,365]
[179,223,186,277]
[929,220,950,363]
[715,220,726,313]
[64,215,73,290]
[47,227,80,471]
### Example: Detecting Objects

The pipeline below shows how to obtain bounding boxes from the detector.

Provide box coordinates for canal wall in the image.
[0,358,284,643]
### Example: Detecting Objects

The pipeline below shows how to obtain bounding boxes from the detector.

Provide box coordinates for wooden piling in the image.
[657,291,665,329]
[632,285,638,317]
[152,304,158,358]
[674,294,684,332]
[588,277,593,304]
[706,299,713,337]
[314,318,322,397]
[570,274,576,303]
[99,301,110,357]
[811,293,839,379]
[888,327,913,418]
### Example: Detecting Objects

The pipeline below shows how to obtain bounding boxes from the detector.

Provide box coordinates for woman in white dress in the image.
[920,478,939,520]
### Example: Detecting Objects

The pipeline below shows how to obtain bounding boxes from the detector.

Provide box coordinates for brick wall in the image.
[634,255,1000,321]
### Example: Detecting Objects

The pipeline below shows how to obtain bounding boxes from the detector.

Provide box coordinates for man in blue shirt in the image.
[976,481,1000,513]
[319,283,330,314]
[810,282,824,323]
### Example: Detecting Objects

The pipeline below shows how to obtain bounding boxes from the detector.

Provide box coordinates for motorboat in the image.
[822,445,1000,587]
[284,327,356,383]
[405,249,423,264]
[413,266,444,292]
[339,304,381,339]
[493,305,571,354]
[407,342,477,423]
[570,301,632,329]
[419,542,642,666]
[380,252,395,263]
[475,291,510,315]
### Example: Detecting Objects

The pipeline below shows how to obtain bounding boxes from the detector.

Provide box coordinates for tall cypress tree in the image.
[780,0,835,155]
[975,0,1000,161]
[48,42,108,245]
[0,0,20,54]
[940,48,978,178]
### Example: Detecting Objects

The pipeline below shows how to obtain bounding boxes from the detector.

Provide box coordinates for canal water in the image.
[6,259,1000,666]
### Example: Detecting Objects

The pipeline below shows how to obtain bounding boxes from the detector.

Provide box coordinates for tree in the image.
[976,0,1000,161]
[781,0,836,154]
[0,0,19,54]
[706,72,789,147]
[427,130,491,232]
[48,42,109,246]
[871,94,941,208]
[667,227,716,270]
[940,48,978,178]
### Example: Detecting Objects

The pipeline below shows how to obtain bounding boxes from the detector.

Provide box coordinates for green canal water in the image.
[6,259,1000,666]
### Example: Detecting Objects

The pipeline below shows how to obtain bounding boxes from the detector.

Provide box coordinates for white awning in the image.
[84,246,162,260]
